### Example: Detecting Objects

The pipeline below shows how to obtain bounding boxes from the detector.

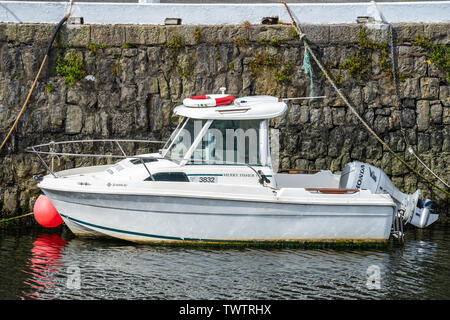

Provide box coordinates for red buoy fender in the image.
[33,195,63,228]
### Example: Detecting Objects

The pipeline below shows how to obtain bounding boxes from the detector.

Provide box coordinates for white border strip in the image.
[0,1,449,25]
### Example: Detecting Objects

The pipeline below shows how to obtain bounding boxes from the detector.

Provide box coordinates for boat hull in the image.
[43,189,395,244]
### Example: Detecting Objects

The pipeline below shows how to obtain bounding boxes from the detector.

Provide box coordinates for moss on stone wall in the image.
[55,51,85,88]
[412,35,450,83]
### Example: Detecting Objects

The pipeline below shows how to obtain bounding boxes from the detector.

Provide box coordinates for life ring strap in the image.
[215,95,235,106]
[189,95,208,100]
[185,95,235,107]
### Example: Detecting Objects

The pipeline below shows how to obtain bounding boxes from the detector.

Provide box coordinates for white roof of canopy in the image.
[173,95,287,120]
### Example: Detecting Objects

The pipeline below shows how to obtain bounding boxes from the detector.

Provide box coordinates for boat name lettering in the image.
[356,164,365,189]
[106,183,128,187]
[223,173,255,177]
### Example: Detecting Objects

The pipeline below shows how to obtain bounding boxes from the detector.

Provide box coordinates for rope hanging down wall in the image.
[278,1,449,197]
[0,0,75,152]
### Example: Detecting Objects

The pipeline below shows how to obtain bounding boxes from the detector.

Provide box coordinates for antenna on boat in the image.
[281,96,326,101]
[235,96,326,105]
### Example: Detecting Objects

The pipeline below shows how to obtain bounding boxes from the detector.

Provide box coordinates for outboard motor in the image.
[339,161,439,228]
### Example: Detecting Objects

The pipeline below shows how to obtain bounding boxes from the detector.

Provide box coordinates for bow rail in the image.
[26,139,166,178]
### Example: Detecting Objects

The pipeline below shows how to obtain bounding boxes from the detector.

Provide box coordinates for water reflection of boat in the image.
[29,93,438,245]
[21,234,67,299]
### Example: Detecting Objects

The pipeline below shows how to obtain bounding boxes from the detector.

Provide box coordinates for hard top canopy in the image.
[173,95,287,120]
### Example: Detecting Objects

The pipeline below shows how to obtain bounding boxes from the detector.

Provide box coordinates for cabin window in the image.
[164,118,267,166]
[145,172,190,182]
[130,158,158,165]
[190,120,262,166]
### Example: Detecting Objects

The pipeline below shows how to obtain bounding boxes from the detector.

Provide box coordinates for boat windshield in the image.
[164,118,264,166]
[164,118,207,163]
[161,117,188,156]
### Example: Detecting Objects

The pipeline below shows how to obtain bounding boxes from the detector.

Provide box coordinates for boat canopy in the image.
[173,95,287,120]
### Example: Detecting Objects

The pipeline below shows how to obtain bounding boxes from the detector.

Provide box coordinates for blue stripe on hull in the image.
[62,214,274,243]
[61,214,187,241]
[60,214,388,246]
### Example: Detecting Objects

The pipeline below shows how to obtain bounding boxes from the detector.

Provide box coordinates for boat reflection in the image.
[21,233,67,299]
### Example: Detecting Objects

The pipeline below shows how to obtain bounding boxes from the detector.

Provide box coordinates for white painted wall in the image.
[0,1,449,25]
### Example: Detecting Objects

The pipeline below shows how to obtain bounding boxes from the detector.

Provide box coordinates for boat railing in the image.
[26,139,166,178]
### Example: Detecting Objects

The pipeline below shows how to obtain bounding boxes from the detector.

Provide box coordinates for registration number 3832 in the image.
[199,176,217,183]
[189,176,218,183]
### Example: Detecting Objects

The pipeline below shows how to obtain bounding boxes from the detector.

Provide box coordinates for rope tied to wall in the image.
[0,212,33,224]
[279,1,449,197]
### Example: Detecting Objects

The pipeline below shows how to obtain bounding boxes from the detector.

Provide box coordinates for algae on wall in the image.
[0,22,448,219]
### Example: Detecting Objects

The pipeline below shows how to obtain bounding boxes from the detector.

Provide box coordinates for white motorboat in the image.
[29,93,438,245]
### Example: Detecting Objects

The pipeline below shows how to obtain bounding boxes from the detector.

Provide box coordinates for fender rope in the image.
[279,1,449,196]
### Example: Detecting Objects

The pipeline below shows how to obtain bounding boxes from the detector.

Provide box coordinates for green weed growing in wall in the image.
[45,83,53,93]
[86,42,108,53]
[335,28,410,84]
[275,62,293,85]
[194,27,201,43]
[413,35,450,83]
[56,52,85,88]
[164,34,186,50]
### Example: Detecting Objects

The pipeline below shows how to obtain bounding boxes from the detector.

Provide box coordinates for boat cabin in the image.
[154,94,340,189]
[162,95,285,166]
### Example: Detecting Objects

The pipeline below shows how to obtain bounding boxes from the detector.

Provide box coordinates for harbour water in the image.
[1,222,449,300]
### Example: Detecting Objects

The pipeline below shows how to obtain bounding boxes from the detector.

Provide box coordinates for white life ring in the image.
[183,94,235,108]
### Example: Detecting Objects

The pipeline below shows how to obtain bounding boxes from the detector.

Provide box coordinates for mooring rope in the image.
[0,0,74,152]
[408,147,450,189]
[279,1,449,196]
[0,212,33,224]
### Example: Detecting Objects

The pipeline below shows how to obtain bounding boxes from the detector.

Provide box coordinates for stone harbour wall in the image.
[0,22,448,221]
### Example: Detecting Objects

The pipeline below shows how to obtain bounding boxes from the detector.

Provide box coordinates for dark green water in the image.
[1,223,449,300]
